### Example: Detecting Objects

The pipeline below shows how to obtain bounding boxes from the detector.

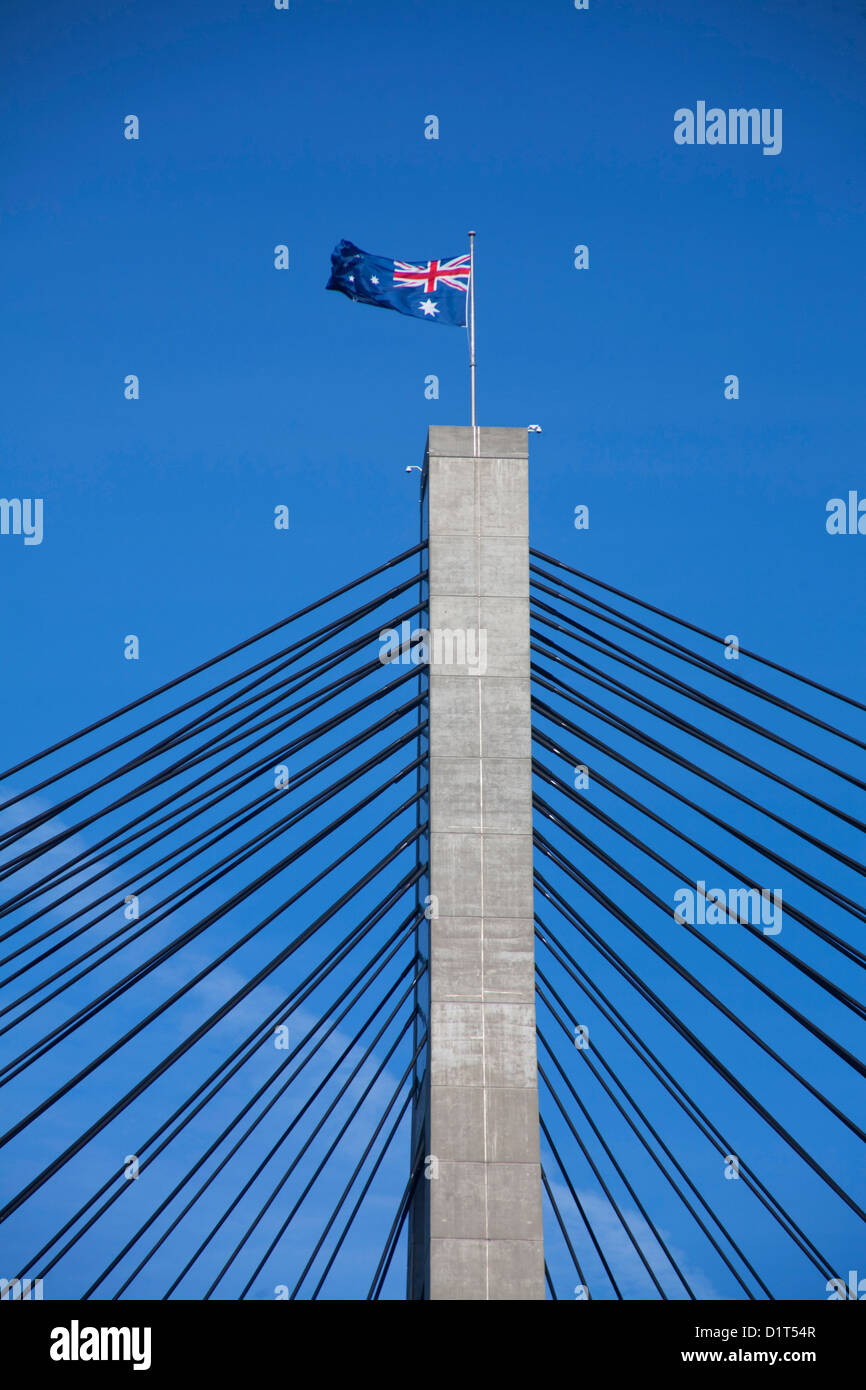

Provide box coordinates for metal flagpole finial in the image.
[468,231,478,456]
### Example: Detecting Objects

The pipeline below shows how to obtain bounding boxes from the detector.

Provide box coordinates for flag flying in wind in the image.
[326,239,470,326]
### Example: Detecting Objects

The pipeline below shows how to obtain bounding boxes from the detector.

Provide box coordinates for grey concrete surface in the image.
[424,425,544,1301]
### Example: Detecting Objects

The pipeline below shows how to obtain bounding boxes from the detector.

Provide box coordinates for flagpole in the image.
[468,230,478,456]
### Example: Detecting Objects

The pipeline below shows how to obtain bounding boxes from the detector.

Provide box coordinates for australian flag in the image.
[326,239,470,326]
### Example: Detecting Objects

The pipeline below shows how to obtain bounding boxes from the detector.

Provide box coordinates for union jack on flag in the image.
[392,255,471,295]
[326,239,471,326]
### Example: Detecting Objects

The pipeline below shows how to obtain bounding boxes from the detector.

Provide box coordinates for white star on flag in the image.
[418,298,439,317]
[371,275,379,284]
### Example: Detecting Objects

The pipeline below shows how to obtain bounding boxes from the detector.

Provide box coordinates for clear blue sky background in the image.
[1,0,865,1301]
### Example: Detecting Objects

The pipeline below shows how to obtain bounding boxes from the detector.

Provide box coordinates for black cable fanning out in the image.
[535,967,765,1298]
[0,638,426,876]
[533,844,866,1227]
[539,1021,694,1298]
[0,586,426,852]
[530,562,866,755]
[539,1112,623,1299]
[0,779,426,1086]
[84,958,425,1300]
[531,697,866,933]
[531,656,866,877]
[0,600,422,872]
[210,1020,424,1300]
[0,542,427,786]
[305,1074,417,1299]
[0,706,425,986]
[21,887,426,1282]
[540,1164,590,1297]
[103,957,423,1299]
[0,667,425,945]
[0,821,427,1225]
[538,1056,672,1299]
[534,887,838,1283]
[367,1158,424,1300]
[530,601,866,818]
[533,819,866,1148]
[532,749,866,1005]
[529,547,866,717]
[8,538,865,1300]
[0,735,427,1031]
[535,915,817,1287]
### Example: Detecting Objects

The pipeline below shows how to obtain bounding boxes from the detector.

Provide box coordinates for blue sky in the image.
[1,0,865,1300]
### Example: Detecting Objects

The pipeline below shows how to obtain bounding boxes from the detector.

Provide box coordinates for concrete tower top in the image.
[425,425,530,460]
